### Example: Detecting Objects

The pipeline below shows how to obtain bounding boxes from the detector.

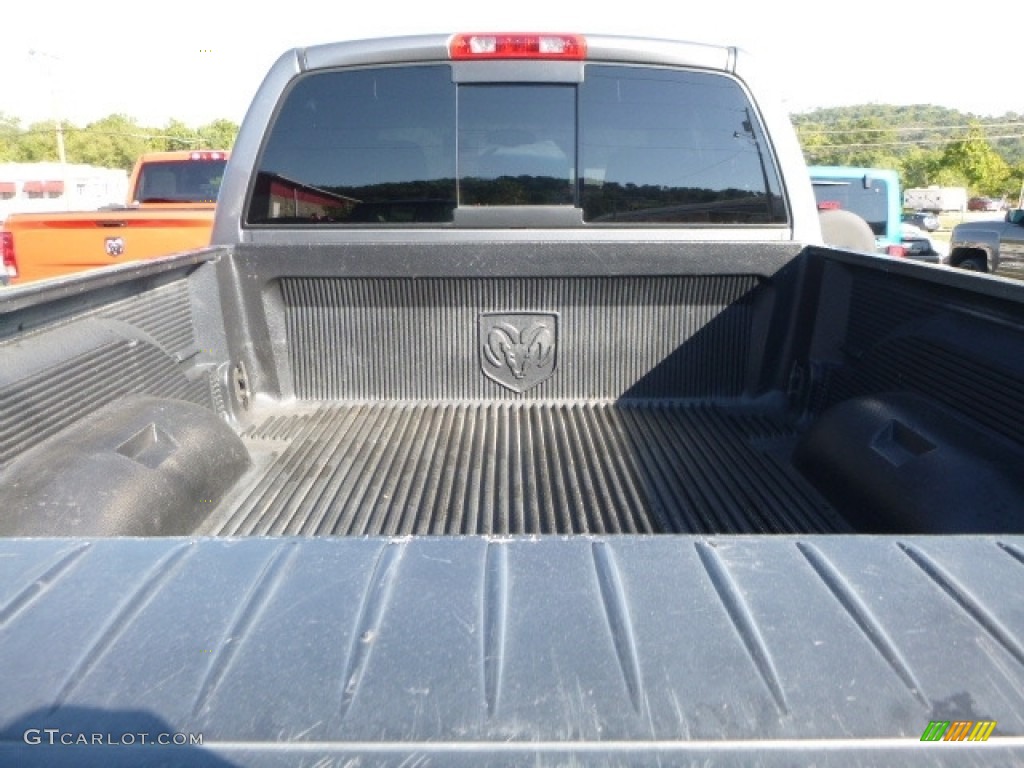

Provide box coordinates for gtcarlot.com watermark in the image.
[23,729,203,746]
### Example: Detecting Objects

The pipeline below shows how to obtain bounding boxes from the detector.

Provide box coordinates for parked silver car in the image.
[902,210,939,232]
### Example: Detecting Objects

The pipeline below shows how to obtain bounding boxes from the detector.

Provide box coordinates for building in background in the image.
[0,162,128,221]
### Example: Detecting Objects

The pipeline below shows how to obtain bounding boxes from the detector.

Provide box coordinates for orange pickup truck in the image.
[1,150,228,284]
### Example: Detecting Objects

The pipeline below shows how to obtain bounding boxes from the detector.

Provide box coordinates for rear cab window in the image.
[246,63,786,226]
[135,158,228,204]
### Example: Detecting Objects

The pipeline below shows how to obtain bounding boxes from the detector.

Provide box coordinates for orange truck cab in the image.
[1,150,229,284]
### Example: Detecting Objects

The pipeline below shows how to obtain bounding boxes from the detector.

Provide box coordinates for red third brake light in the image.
[449,33,587,60]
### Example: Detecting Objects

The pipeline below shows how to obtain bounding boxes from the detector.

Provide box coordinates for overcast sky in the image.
[2,0,1019,128]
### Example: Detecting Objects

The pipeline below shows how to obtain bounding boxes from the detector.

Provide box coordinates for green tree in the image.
[0,113,242,170]
[196,119,239,150]
[157,119,201,151]
[897,147,944,188]
[794,116,901,169]
[68,114,154,170]
[14,120,66,162]
[930,166,969,188]
[940,126,1011,196]
[0,113,23,162]
[794,121,831,163]
[1009,162,1024,207]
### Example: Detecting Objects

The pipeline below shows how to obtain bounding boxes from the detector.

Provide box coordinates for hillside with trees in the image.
[791,105,1024,199]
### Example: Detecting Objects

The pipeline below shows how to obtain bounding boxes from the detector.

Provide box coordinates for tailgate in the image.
[7,210,214,283]
[0,536,1022,766]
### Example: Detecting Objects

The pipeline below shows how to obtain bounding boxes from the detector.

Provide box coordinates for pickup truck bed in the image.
[4,235,1024,768]
[204,246,844,535]
[4,240,1024,539]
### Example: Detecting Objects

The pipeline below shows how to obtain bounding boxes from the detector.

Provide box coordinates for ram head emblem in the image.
[105,237,125,257]
[479,312,558,393]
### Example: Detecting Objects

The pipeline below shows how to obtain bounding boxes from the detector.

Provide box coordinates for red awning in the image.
[22,180,64,194]
[0,182,15,194]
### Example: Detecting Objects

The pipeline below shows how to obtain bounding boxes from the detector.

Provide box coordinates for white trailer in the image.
[904,186,967,212]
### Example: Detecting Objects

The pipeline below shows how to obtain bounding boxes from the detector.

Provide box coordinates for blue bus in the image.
[809,166,903,256]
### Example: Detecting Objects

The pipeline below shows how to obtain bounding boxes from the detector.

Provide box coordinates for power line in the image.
[3,126,235,140]
[796,121,1024,135]
[804,133,1024,149]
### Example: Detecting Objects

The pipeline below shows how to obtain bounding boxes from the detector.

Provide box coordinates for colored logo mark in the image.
[920,720,997,742]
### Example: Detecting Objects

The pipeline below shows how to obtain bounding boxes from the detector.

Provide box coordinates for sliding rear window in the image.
[135,159,227,204]
[246,63,786,226]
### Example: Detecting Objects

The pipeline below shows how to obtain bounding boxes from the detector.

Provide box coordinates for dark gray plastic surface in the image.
[0,535,1022,766]
[795,393,1024,533]
[209,401,846,536]
[0,396,250,536]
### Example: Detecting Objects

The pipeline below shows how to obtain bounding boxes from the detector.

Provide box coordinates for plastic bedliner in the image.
[1,536,1022,766]
[201,400,851,536]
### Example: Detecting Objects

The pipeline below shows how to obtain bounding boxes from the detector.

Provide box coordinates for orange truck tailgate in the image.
[3,208,215,283]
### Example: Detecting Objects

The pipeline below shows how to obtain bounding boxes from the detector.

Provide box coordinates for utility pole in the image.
[28,48,68,202]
